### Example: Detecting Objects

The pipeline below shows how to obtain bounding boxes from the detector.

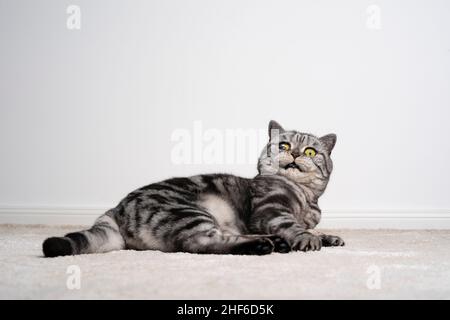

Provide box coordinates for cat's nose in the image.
[291,150,300,158]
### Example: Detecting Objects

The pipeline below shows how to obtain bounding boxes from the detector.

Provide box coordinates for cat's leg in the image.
[43,211,125,257]
[146,206,273,255]
[174,228,275,255]
[237,234,291,253]
[308,229,345,247]
[250,210,322,252]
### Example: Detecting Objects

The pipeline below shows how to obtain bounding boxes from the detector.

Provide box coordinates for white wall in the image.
[1,0,450,227]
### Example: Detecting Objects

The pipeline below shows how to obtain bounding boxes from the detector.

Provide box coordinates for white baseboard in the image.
[0,206,102,226]
[0,206,449,229]
[317,210,450,229]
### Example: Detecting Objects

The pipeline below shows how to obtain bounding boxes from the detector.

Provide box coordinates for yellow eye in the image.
[279,142,290,152]
[304,147,317,157]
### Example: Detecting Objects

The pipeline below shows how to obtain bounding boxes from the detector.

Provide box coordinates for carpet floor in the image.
[0,225,449,299]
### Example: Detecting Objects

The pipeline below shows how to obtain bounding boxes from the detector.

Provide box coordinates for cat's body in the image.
[43,121,344,257]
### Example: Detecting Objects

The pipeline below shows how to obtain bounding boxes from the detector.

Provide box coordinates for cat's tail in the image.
[42,208,125,257]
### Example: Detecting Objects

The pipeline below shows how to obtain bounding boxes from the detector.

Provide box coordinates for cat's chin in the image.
[280,168,300,177]
[284,167,302,173]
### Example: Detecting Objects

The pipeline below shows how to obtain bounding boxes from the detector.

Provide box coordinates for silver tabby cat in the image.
[43,121,344,257]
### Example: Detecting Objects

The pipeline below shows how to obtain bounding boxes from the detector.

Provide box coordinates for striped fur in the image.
[43,121,344,257]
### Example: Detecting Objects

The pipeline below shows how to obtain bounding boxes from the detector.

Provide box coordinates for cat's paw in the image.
[267,235,291,253]
[231,238,274,255]
[291,232,322,252]
[321,235,345,247]
[42,237,73,257]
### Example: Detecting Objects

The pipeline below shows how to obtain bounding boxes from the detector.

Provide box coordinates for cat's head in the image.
[257,120,336,192]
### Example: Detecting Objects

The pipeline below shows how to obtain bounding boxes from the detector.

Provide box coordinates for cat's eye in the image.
[304,147,317,157]
[279,142,291,152]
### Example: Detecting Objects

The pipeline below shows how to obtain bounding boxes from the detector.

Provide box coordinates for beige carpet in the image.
[0,224,449,299]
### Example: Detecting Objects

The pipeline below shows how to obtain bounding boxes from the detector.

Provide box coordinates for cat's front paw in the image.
[321,235,345,247]
[291,232,322,252]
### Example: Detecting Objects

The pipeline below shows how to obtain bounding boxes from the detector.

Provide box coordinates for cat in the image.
[43,120,344,257]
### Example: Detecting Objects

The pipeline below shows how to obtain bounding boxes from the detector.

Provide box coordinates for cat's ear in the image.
[320,134,337,155]
[268,120,285,140]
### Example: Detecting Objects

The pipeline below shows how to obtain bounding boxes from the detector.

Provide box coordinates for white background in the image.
[1,0,449,227]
